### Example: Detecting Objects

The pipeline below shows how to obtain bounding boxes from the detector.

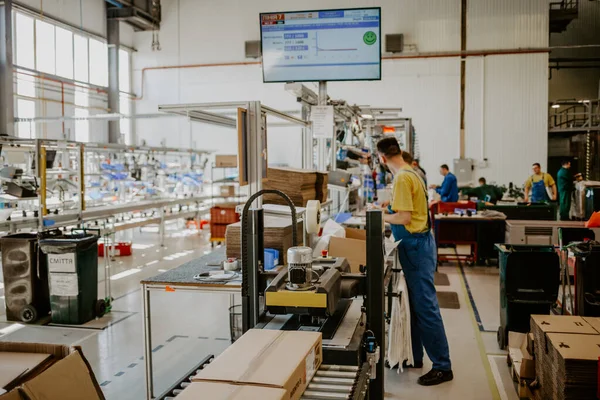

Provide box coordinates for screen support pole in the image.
[316,81,329,172]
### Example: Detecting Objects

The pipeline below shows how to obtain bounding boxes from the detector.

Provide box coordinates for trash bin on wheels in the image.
[0,233,50,323]
[571,243,600,316]
[39,232,106,325]
[495,244,560,349]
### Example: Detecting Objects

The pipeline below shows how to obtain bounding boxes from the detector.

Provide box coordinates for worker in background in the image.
[524,163,557,203]
[557,160,573,220]
[429,164,458,202]
[462,177,503,204]
[402,152,427,185]
[412,159,427,186]
[376,137,453,386]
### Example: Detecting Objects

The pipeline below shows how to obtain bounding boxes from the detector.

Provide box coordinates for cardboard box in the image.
[547,332,600,361]
[530,315,597,335]
[193,329,322,400]
[583,316,600,334]
[527,332,535,358]
[508,332,536,399]
[177,382,286,400]
[215,155,238,168]
[219,185,236,197]
[328,228,366,273]
[0,343,104,400]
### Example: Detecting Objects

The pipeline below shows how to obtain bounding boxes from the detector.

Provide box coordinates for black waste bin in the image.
[495,244,560,349]
[571,243,600,317]
[0,233,50,323]
[39,232,105,325]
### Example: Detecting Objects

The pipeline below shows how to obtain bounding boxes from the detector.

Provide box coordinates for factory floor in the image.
[0,223,516,400]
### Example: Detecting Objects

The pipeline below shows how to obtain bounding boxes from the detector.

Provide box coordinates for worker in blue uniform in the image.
[430,164,458,202]
[376,137,453,386]
[524,162,557,203]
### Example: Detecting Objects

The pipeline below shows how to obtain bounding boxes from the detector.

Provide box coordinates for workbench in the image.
[478,202,557,221]
[434,214,506,265]
[140,247,241,400]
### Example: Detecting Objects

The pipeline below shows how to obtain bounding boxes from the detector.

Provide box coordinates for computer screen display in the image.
[260,8,381,83]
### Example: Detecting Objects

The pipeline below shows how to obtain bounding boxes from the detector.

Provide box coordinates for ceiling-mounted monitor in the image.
[260,8,381,83]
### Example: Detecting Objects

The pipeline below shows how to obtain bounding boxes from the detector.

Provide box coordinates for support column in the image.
[0,0,15,136]
[107,16,120,143]
[301,103,312,169]
[316,81,328,171]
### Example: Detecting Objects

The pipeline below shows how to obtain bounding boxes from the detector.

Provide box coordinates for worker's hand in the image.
[372,200,389,209]
[428,184,438,189]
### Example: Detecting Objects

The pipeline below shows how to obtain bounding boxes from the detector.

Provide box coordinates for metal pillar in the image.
[301,103,312,169]
[0,0,15,136]
[242,208,263,332]
[316,81,329,171]
[365,209,385,399]
[107,15,121,143]
[247,101,264,203]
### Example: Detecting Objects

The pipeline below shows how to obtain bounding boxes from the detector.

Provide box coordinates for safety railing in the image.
[549,0,578,11]
[549,100,600,131]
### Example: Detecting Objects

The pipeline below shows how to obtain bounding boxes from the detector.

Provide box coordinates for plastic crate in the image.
[210,205,239,225]
[99,241,132,257]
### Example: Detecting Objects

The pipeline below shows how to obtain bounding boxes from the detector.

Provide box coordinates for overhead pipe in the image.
[132,48,551,101]
[14,69,108,94]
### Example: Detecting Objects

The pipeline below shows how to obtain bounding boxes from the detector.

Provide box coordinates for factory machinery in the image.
[0,137,232,237]
[237,189,386,400]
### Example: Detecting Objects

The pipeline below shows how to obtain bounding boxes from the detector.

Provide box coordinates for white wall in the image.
[132,0,550,186]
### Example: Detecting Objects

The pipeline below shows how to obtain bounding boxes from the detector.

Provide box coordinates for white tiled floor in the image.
[0,223,518,399]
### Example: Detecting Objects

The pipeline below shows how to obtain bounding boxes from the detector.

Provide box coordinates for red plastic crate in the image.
[99,241,132,257]
[210,205,239,225]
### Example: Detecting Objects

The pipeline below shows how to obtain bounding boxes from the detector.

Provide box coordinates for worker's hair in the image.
[376,137,402,158]
[440,164,449,171]
[479,177,486,184]
[532,163,541,168]
[401,151,414,164]
[562,159,571,166]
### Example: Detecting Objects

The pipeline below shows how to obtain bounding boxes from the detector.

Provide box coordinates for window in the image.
[74,87,89,142]
[15,13,34,69]
[119,49,130,92]
[55,27,74,79]
[89,38,108,87]
[16,73,36,97]
[16,99,36,138]
[35,20,56,75]
[74,34,89,82]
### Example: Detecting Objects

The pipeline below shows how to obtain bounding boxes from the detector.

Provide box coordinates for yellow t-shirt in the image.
[391,165,429,234]
[525,173,555,189]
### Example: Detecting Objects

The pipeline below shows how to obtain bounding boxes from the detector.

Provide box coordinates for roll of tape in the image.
[223,259,238,271]
[305,200,321,234]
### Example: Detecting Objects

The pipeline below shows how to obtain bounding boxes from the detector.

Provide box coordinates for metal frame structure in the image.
[158,101,310,203]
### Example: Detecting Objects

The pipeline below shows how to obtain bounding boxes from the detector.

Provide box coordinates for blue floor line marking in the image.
[166,334,189,342]
[114,371,125,377]
[458,264,487,332]
[198,336,209,339]
[128,363,137,368]
[100,381,111,387]
[215,337,229,341]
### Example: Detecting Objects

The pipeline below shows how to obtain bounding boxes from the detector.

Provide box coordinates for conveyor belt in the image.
[302,363,369,400]
[162,359,369,400]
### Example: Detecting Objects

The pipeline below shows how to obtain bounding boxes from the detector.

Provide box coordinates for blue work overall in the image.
[389,170,452,371]
[530,174,549,203]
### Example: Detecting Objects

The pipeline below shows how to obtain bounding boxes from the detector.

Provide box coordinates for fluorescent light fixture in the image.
[551,104,560,109]
[110,268,141,281]
[361,114,373,119]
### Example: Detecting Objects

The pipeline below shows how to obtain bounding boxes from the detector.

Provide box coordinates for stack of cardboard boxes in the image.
[210,203,240,241]
[516,315,600,400]
[176,329,323,400]
[263,168,328,207]
[0,343,104,400]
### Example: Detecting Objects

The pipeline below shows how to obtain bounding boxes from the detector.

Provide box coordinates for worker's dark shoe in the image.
[417,369,453,386]
[402,360,423,369]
